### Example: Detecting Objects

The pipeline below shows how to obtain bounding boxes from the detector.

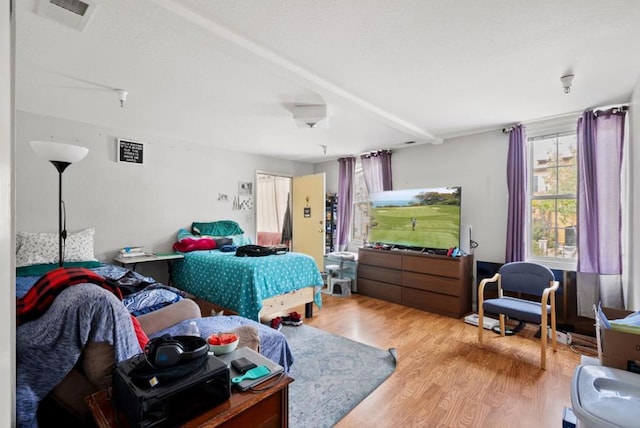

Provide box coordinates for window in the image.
[528,131,577,267]
[351,158,370,243]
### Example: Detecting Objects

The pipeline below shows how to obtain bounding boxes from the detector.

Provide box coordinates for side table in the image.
[113,252,184,285]
[85,374,293,428]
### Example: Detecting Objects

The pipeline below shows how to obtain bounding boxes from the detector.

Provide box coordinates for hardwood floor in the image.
[292,293,594,428]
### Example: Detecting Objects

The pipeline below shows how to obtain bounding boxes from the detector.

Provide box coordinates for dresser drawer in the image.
[402,271,462,297]
[358,264,402,285]
[358,249,402,270]
[358,278,402,304]
[403,255,461,278]
[401,288,464,318]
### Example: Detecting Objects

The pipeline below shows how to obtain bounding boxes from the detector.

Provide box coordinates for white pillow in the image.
[16,228,98,267]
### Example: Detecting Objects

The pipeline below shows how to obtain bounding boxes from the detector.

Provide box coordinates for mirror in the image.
[255,172,292,249]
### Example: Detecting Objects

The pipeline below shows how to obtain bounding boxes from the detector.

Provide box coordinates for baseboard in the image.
[464,313,499,330]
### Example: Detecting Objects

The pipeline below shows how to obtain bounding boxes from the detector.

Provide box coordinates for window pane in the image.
[530,198,577,259]
[353,163,368,203]
[558,134,577,166]
[531,199,556,256]
[532,137,557,196]
[352,160,370,241]
[528,131,577,262]
[352,202,370,242]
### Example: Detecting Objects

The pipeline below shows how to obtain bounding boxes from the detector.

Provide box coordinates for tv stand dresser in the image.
[357,248,473,318]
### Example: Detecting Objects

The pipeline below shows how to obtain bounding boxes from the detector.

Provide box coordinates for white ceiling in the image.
[15,0,640,163]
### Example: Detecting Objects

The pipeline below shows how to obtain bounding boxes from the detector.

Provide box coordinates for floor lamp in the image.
[30,141,89,267]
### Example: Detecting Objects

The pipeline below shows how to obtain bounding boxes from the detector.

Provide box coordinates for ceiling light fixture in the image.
[116,89,128,107]
[292,104,327,128]
[560,74,574,94]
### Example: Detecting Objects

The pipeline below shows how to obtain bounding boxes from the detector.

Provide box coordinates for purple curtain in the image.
[360,150,393,192]
[577,108,626,274]
[336,156,355,251]
[505,124,527,262]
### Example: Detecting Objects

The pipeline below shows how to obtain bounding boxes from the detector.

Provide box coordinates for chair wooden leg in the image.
[540,313,547,370]
[551,293,557,352]
[499,314,506,336]
[478,306,484,344]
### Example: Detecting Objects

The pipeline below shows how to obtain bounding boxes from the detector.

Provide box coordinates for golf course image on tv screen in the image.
[368,186,461,250]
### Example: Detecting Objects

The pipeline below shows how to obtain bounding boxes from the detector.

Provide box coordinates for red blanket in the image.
[173,237,217,253]
[16,267,148,347]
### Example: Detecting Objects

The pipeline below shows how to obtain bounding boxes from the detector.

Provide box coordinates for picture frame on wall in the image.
[239,182,253,196]
[117,138,145,165]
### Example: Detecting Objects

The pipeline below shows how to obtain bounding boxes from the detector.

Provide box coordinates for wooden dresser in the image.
[357,248,473,318]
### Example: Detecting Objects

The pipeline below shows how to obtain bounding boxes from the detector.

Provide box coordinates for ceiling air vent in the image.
[35,0,98,31]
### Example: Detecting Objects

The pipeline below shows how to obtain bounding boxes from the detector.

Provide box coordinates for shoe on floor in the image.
[282,311,303,326]
[270,317,282,331]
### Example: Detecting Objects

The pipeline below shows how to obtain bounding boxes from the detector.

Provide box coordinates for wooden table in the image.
[86,375,293,428]
[113,252,184,285]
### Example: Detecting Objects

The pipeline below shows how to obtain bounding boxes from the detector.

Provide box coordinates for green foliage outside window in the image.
[529,133,577,260]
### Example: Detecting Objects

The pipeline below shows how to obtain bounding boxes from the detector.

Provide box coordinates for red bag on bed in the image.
[172,237,217,253]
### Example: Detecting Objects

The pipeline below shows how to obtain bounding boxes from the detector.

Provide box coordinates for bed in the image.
[16,263,294,366]
[171,221,324,322]
[172,247,324,322]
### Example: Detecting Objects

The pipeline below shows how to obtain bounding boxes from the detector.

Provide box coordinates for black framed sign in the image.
[117,138,145,165]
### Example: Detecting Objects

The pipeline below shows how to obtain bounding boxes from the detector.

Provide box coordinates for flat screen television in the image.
[367,186,461,250]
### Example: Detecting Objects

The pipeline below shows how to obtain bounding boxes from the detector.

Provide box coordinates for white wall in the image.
[316,129,509,264]
[16,111,314,281]
[316,159,339,194]
[1,2,15,427]
[629,75,640,310]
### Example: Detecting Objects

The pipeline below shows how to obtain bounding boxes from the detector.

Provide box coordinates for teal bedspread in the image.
[172,250,323,321]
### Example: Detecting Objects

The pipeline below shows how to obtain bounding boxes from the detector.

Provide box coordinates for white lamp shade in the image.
[30,140,89,163]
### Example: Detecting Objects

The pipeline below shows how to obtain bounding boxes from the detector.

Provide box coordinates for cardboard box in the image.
[599,307,640,371]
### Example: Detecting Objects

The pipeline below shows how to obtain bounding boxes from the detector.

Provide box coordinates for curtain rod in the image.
[502,104,629,133]
[359,149,393,157]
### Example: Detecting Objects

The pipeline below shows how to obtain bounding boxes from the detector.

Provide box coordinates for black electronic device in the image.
[231,357,257,374]
[113,353,230,428]
[145,335,209,368]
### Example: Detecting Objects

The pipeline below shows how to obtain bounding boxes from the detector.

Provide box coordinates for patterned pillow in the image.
[16,228,98,267]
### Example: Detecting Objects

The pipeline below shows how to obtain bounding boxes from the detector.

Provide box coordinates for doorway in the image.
[292,173,326,269]
[255,172,292,249]
[255,171,326,269]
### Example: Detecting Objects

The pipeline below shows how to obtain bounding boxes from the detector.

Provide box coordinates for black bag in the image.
[235,245,277,257]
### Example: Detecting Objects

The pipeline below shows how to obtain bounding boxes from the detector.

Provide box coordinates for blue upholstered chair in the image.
[477,261,559,369]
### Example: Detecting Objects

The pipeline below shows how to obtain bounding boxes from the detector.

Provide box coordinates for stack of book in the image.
[119,246,146,258]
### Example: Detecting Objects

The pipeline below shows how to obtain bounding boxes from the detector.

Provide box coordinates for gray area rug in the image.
[281,324,397,428]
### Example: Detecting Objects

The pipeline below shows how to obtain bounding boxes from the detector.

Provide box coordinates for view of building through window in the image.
[529,132,578,261]
[352,159,370,243]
